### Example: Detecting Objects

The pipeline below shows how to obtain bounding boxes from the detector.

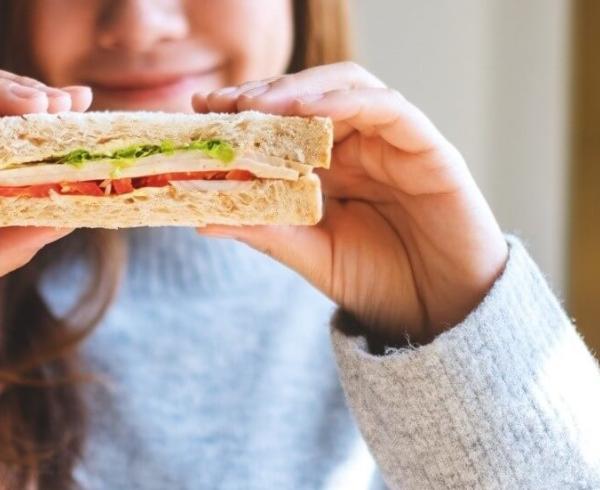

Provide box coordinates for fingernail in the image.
[44,87,69,98]
[297,94,324,104]
[242,85,269,98]
[9,84,44,99]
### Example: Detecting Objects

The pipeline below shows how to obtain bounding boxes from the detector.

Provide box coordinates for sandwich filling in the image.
[0,139,310,198]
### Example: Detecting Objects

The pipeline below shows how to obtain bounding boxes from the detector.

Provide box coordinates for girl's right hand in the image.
[0,69,92,115]
[0,70,93,277]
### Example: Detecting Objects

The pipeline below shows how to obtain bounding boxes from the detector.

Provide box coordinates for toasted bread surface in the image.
[0,175,322,228]
[0,111,332,168]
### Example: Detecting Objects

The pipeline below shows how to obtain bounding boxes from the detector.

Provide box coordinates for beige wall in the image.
[353,0,571,291]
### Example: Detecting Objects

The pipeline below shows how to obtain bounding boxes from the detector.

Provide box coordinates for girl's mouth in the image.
[88,68,222,103]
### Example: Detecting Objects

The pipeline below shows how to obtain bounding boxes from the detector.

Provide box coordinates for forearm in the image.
[331,237,600,489]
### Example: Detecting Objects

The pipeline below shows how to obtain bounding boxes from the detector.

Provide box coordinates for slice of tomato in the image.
[112,178,134,194]
[166,171,228,181]
[135,174,170,188]
[135,171,230,188]
[200,171,227,181]
[60,182,104,196]
[225,170,254,181]
[0,183,61,197]
[0,170,257,198]
[0,181,103,197]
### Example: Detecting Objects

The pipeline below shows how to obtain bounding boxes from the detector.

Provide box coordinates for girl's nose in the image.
[97,0,190,53]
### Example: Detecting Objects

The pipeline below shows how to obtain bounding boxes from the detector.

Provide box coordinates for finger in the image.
[0,78,49,115]
[295,87,444,153]
[198,222,332,292]
[205,62,385,114]
[191,92,209,113]
[305,89,468,195]
[44,88,72,113]
[316,144,399,203]
[0,70,48,90]
[0,71,88,115]
[203,85,240,113]
[0,70,71,113]
[0,227,73,276]
[61,86,93,112]
[197,76,280,114]
[291,87,467,197]
[196,199,391,303]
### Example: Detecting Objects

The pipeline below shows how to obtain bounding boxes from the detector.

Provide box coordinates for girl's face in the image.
[29,0,294,112]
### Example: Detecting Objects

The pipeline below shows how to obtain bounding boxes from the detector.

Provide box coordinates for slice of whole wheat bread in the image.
[0,175,322,228]
[0,111,333,168]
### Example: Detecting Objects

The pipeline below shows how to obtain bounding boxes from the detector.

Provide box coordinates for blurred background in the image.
[352,0,600,352]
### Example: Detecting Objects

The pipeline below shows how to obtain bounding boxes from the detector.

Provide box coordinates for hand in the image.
[194,62,508,344]
[0,70,92,276]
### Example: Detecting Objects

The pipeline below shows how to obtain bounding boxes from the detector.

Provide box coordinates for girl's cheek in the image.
[30,2,98,86]
[186,0,293,83]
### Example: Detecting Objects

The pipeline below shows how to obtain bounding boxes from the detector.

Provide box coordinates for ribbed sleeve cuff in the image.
[331,237,600,489]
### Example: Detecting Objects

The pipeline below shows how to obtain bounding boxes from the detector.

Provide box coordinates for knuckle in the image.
[337,61,386,88]
[271,74,294,89]
[237,80,260,92]
[0,71,45,89]
[15,75,45,88]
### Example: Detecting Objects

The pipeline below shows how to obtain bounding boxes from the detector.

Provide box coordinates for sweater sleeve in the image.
[330,237,600,490]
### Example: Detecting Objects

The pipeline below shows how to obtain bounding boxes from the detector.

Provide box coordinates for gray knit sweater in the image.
[333,236,600,489]
[42,231,600,489]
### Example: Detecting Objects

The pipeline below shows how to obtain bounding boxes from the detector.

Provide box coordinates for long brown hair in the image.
[0,1,352,488]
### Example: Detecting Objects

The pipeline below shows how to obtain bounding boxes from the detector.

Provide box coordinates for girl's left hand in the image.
[193,62,508,345]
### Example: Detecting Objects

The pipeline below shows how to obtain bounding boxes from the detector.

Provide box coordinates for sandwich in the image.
[0,111,332,228]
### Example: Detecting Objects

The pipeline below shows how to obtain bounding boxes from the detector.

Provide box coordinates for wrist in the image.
[338,237,509,349]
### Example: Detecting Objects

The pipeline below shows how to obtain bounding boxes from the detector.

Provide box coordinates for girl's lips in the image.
[90,71,217,103]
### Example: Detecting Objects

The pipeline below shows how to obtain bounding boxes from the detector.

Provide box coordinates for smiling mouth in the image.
[88,67,223,101]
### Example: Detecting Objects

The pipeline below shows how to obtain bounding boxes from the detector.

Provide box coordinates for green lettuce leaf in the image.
[186,139,235,163]
[160,140,176,154]
[112,144,162,160]
[59,149,96,168]
[56,139,235,168]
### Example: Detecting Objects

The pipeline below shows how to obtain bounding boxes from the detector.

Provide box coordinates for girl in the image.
[0,1,599,489]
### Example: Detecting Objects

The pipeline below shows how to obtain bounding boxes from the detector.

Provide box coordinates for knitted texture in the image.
[332,237,600,489]
[42,230,600,489]
[42,228,379,490]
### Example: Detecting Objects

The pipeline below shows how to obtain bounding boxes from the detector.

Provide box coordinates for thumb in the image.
[197,224,333,293]
[0,227,73,276]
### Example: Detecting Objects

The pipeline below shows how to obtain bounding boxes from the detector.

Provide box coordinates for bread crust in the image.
[0,111,333,168]
[0,175,322,228]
